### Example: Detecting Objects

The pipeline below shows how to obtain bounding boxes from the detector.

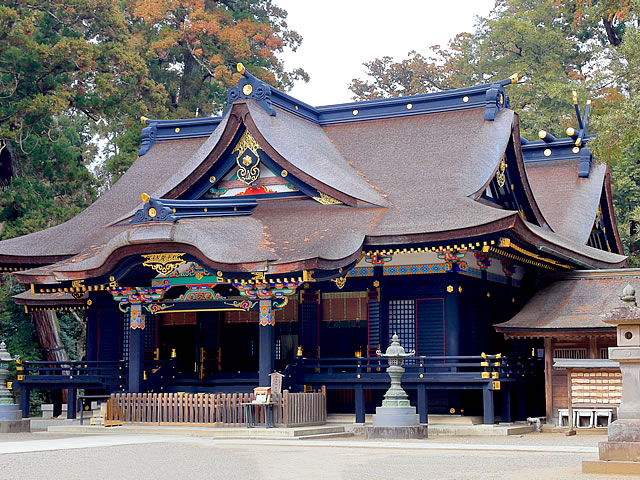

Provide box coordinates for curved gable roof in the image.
[526,159,606,244]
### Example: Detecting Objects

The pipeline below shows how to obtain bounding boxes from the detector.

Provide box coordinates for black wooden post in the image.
[67,386,77,419]
[86,301,98,361]
[258,324,275,386]
[51,389,63,417]
[500,383,512,423]
[355,384,365,423]
[482,383,495,424]
[128,327,144,392]
[19,387,29,418]
[417,384,428,424]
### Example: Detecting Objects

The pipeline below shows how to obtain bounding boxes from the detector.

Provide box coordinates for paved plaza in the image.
[0,431,633,480]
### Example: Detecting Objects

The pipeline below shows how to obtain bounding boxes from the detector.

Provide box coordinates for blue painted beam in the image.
[130,196,258,224]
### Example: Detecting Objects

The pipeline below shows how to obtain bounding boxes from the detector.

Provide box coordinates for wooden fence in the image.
[106,388,326,427]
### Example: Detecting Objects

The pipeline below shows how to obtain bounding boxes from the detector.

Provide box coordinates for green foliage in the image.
[610,146,640,265]
[0,276,41,367]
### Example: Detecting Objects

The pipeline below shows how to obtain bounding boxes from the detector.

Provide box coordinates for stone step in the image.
[47,423,345,439]
[427,423,534,436]
[327,414,487,425]
[297,431,353,440]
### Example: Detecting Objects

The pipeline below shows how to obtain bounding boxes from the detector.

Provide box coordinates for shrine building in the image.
[2,66,627,424]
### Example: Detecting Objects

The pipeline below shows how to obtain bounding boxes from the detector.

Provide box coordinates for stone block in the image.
[583,460,640,475]
[608,419,640,442]
[0,419,30,433]
[365,425,428,440]
[599,441,640,462]
[41,404,67,419]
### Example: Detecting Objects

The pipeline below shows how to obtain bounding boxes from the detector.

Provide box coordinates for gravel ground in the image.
[0,432,628,480]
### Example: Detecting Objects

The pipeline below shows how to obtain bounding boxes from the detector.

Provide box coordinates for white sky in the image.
[277,0,495,106]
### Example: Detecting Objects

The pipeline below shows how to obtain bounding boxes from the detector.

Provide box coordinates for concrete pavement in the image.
[0,431,627,480]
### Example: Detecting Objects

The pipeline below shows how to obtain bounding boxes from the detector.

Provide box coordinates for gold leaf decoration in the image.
[232,130,261,184]
[141,253,186,276]
[332,277,347,289]
[313,191,342,205]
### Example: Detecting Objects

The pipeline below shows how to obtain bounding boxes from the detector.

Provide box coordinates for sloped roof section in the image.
[495,269,640,335]
[0,137,207,264]
[526,159,606,244]
[324,108,517,238]
[247,102,387,207]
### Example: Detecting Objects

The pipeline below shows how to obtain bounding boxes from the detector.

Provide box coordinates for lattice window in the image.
[553,348,587,359]
[600,347,610,359]
[275,339,281,361]
[144,314,157,351]
[388,300,416,353]
[121,313,129,361]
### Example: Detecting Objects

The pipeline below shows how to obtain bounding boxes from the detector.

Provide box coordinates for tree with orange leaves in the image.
[130,0,308,119]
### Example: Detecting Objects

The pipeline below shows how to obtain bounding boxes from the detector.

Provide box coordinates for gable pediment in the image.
[163,101,387,208]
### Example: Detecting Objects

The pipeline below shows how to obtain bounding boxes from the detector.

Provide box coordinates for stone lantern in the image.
[584,285,640,474]
[0,341,29,432]
[365,334,427,439]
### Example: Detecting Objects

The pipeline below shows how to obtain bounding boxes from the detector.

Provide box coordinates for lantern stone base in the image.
[0,419,30,433]
[582,419,640,472]
[365,424,428,440]
[366,406,427,439]
[372,406,420,427]
[0,403,21,421]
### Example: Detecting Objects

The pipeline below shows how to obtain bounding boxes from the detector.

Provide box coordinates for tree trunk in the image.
[603,17,621,47]
[31,310,69,362]
[31,310,70,404]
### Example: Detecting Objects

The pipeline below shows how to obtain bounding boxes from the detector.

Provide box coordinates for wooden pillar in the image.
[445,280,461,413]
[128,326,144,393]
[588,336,598,359]
[355,384,365,423]
[444,284,460,357]
[51,389,63,417]
[259,300,275,386]
[482,383,495,424]
[19,387,29,418]
[417,384,428,424]
[567,367,576,435]
[67,386,77,419]
[86,308,98,362]
[544,337,553,423]
[500,383,512,423]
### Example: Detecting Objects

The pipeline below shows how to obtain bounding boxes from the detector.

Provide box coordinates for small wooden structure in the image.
[553,358,620,432]
[106,388,326,428]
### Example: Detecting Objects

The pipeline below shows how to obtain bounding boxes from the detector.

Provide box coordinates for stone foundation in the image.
[365,425,428,439]
[0,419,30,433]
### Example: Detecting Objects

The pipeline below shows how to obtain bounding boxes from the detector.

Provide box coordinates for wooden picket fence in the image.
[106,388,326,427]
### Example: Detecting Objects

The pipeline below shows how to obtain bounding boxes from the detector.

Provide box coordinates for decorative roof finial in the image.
[621,284,637,306]
[227,62,276,116]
